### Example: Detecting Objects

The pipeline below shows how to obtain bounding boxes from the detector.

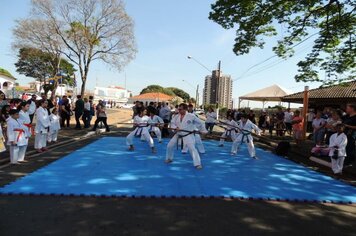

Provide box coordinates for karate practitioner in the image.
[34,100,50,153]
[165,103,207,169]
[7,109,30,164]
[147,107,164,143]
[218,114,239,147]
[126,108,156,153]
[231,114,261,159]
[328,124,348,174]
[18,102,33,137]
[182,104,206,154]
[48,108,61,143]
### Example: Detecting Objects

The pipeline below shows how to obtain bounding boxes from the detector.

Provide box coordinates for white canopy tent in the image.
[238,84,291,108]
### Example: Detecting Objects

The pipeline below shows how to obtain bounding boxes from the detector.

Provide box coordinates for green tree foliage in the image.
[166,87,190,101]
[209,0,355,84]
[15,47,76,95]
[140,85,192,100]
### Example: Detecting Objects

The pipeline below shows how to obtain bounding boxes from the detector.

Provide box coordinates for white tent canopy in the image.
[238,84,291,108]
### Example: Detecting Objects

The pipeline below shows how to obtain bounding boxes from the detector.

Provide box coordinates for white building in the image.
[0,68,16,98]
[94,86,132,103]
[29,81,75,97]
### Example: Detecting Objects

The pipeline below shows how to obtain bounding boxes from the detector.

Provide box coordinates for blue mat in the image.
[1,137,355,203]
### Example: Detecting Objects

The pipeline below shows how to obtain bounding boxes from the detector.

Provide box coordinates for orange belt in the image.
[24,124,35,136]
[14,128,25,142]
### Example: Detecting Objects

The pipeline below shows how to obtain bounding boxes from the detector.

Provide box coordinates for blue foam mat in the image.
[1,137,355,203]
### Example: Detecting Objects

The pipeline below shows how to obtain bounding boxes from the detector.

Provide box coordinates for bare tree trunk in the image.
[81,77,86,97]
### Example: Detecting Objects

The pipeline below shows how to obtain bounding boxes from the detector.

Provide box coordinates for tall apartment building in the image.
[203,70,233,108]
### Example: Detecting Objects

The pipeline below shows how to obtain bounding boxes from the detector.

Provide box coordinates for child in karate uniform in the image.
[147,107,164,143]
[126,108,156,153]
[35,100,50,153]
[18,102,33,137]
[231,114,261,159]
[219,114,239,147]
[7,109,29,164]
[329,124,348,174]
[48,108,61,143]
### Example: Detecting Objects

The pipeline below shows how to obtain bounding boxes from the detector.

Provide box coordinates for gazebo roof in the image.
[0,67,16,80]
[282,81,356,105]
[239,84,290,102]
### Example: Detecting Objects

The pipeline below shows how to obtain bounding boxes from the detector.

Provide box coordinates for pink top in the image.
[292,116,303,131]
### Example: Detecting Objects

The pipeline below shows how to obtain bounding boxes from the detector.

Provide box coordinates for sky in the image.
[0,0,323,108]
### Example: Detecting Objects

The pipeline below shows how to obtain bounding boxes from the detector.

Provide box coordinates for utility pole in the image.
[195,84,199,108]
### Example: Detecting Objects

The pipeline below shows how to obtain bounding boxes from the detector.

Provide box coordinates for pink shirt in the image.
[292,116,303,131]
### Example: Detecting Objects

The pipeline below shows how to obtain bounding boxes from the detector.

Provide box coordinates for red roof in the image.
[130,92,173,100]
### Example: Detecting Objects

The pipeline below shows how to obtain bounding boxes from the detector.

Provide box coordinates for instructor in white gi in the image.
[165,103,207,169]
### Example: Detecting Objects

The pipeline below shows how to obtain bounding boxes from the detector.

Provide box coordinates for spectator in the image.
[258,110,269,135]
[74,95,84,129]
[291,110,303,145]
[92,103,110,132]
[0,93,8,111]
[343,103,356,166]
[21,93,28,101]
[159,102,171,137]
[307,109,315,132]
[312,111,326,146]
[276,107,285,136]
[205,108,217,134]
[284,108,294,135]
[28,94,37,123]
[82,97,91,128]
[248,110,256,124]
[60,96,71,128]
[1,105,10,123]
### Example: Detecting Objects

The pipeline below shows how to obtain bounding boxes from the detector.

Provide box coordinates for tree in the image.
[15,47,76,95]
[166,87,190,101]
[26,0,137,97]
[140,85,175,96]
[13,18,65,98]
[209,0,355,84]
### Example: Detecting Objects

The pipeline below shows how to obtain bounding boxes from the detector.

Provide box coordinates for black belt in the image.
[176,131,196,150]
[239,131,251,144]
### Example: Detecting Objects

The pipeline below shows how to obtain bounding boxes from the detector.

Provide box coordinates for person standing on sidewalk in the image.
[60,96,71,128]
[28,94,37,123]
[74,95,84,130]
[92,103,110,132]
[82,97,91,128]
[159,102,171,138]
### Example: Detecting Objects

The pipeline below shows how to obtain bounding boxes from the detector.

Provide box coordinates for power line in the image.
[232,32,319,82]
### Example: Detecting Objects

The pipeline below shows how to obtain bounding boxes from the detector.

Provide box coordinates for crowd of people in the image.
[0,92,110,165]
[0,92,355,174]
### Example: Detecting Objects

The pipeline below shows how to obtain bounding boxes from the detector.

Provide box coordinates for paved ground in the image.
[0,110,355,235]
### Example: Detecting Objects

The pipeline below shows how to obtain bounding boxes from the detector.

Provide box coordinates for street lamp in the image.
[187,56,212,73]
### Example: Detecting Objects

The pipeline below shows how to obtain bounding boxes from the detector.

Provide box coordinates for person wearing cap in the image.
[35,100,51,153]
[7,109,30,164]
[231,113,261,159]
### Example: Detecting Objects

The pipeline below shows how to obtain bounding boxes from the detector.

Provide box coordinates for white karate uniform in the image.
[182,113,206,154]
[219,119,239,145]
[126,115,154,148]
[19,110,33,137]
[48,114,61,142]
[166,112,207,167]
[7,117,29,163]
[34,107,50,149]
[328,132,347,174]
[231,119,261,157]
[148,115,164,142]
